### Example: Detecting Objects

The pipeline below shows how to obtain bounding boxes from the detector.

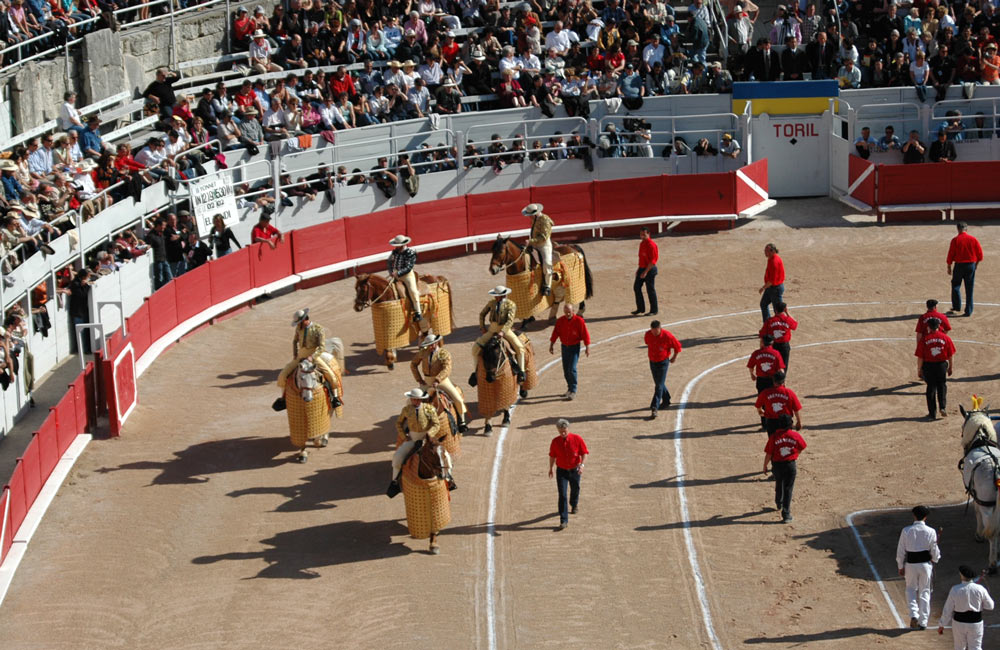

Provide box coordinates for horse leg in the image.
[314,434,329,448]
[990,534,999,575]
[484,415,493,436]
[430,531,440,555]
[578,300,586,314]
[501,408,511,426]
[547,301,559,322]
[977,506,989,543]
[386,349,396,370]
[295,447,308,463]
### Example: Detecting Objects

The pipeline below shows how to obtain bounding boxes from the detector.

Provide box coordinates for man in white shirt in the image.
[320,96,348,130]
[517,48,542,78]
[418,56,444,87]
[896,505,941,630]
[28,135,55,177]
[719,133,741,158]
[939,565,995,650]
[59,91,86,134]
[407,78,430,117]
[135,138,170,179]
[262,99,289,141]
[544,21,572,55]
[384,60,407,90]
[249,30,282,74]
[642,34,666,69]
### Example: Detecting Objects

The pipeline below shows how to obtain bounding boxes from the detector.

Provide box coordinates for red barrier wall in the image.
[35,417,59,484]
[346,207,406,258]
[1,488,11,561]
[209,246,252,304]
[741,159,769,193]
[291,219,347,273]
[250,237,294,288]
[597,177,662,220]
[467,188,532,234]
[531,182,595,224]
[6,463,26,539]
[146,281,178,343]
[174,264,212,324]
[18,439,41,512]
[848,155,875,206]
[125,303,151,359]
[52,390,78,457]
[877,163,952,206]
[948,161,1000,202]
[664,172,735,215]
[406,197,468,242]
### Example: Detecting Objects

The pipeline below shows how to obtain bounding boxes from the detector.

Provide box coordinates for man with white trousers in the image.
[896,505,940,630]
[939,565,995,649]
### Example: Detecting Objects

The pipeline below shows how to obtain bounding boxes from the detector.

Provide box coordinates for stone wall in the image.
[4,1,276,136]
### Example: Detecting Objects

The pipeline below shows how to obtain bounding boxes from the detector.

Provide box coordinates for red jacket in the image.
[550,314,591,346]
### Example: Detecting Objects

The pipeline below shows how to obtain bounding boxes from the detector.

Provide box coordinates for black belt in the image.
[954,610,983,623]
[906,550,932,563]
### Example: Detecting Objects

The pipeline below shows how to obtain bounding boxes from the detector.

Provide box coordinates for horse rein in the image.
[358,276,398,309]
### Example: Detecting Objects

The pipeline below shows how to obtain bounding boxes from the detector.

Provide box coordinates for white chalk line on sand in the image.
[483,301,999,650]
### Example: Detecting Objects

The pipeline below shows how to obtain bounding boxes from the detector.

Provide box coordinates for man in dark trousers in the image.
[549,303,590,400]
[915,317,955,419]
[748,334,785,429]
[760,302,798,369]
[763,414,806,523]
[548,418,589,530]
[805,31,836,79]
[780,36,807,80]
[645,320,682,419]
[144,218,172,289]
[915,299,951,344]
[947,221,984,317]
[746,37,780,81]
[929,129,958,162]
[755,370,802,435]
[632,227,658,316]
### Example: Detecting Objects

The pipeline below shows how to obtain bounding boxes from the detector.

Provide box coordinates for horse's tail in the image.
[571,244,594,299]
[441,276,456,330]
[328,336,345,371]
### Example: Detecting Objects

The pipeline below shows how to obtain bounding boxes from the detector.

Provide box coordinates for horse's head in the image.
[480,334,507,383]
[295,359,319,401]
[354,274,371,312]
[417,437,446,480]
[961,395,997,453]
[488,235,509,276]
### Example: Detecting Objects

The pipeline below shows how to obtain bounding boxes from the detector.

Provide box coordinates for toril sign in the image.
[773,123,820,138]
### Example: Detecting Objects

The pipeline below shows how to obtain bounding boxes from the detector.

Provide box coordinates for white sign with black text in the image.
[191,171,239,237]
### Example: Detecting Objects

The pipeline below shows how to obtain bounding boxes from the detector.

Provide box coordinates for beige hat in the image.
[389,234,411,246]
[388,60,402,67]
[488,285,512,296]
[252,29,266,38]
[241,106,258,116]
[722,133,732,140]
[419,333,442,347]
[404,387,430,399]
[403,60,416,68]
[471,48,486,61]
[0,159,17,172]
[291,308,309,325]
[522,203,544,216]
[76,159,97,172]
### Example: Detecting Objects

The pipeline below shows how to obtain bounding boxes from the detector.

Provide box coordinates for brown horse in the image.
[353,272,454,368]
[488,235,593,325]
[413,439,448,554]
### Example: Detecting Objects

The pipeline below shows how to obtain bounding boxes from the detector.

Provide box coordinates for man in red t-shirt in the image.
[946,221,984,317]
[748,334,786,429]
[763,414,807,523]
[915,298,951,344]
[915,317,955,419]
[251,214,283,249]
[759,301,797,369]
[754,370,802,435]
[549,303,591,400]
[548,418,589,530]
[644,320,682,418]
[631,227,659,316]
[759,242,785,322]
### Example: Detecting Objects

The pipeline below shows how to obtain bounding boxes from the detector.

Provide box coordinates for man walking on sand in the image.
[548,418,588,530]
[645,320,681,419]
[947,222,984,317]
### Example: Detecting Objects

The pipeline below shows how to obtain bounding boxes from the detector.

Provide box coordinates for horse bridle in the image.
[495,237,528,273]
[356,276,397,309]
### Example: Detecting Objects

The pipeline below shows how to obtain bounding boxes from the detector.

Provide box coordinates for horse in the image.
[959,396,1000,573]
[488,235,593,326]
[429,388,464,454]
[404,438,451,555]
[284,359,333,463]
[353,272,455,369]
[470,333,537,435]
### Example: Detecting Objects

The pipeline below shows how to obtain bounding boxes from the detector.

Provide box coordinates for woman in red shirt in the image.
[759,242,785,322]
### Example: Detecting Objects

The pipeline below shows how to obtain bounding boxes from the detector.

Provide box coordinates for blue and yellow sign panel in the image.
[732,81,839,116]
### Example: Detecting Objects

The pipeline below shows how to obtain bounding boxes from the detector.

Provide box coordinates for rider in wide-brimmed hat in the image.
[387,234,423,323]
[473,285,526,381]
[411,332,469,432]
[388,387,454,495]
[522,203,554,296]
[277,307,342,407]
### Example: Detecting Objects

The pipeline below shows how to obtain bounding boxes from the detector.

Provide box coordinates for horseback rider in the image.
[523,203,554,296]
[474,285,526,381]
[387,235,423,323]
[411,333,469,433]
[388,388,454,495]
[278,308,342,407]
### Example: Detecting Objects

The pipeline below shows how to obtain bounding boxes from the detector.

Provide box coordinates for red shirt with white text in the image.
[915,331,956,362]
[765,428,807,462]
[755,385,802,418]
[760,312,798,343]
[747,346,786,377]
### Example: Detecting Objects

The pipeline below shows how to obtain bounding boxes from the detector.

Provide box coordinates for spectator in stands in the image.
[262,97,290,140]
[645,60,669,96]
[806,30,835,80]
[164,212,187,277]
[185,231,211,269]
[144,67,180,119]
[115,142,154,187]
[854,126,876,159]
[781,35,806,80]
[233,6,254,49]
[276,32,308,69]
[66,268,92,353]
[720,132,741,159]
[251,213,282,248]
[249,29,282,73]
[498,68,527,107]
[145,217,171,288]
[135,137,169,180]
[930,44,956,102]
[910,49,930,101]
[838,58,862,88]
[747,37,780,81]
[980,42,1000,84]
[0,158,24,202]
[435,79,462,113]
[370,156,397,198]
[770,4,801,45]
[79,115,106,160]
[52,133,76,168]
[194,88,221,136]
[27,134,55,178]
[58,91,86,135]
[209,214,239,257]
[967,113,996,140]
[902,129,926,164]
[929,129,957,162]
[941,110,965,142]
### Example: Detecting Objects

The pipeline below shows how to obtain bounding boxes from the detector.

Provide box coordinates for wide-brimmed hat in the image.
[419,333,442,347]
[488,285,512,296]
[441,79,457,87]
[402,59,416,67]
[0,159,17,172]
[291,308,309,325]
[252,29,266,38]
[389,234,411,246]
[404,28,416,37]
[76,159,97,172]
[388,60,402,68]
[241,106,258,115]
[522,202,543,216]
[988,43,999,50]
[404,387,430,399]
[471,48,486,61]
[5,203,22,212]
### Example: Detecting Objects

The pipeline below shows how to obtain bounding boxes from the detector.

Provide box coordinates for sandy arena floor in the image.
[1,199,998,649]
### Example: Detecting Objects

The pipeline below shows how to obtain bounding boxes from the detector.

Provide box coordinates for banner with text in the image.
[191,171,239,237]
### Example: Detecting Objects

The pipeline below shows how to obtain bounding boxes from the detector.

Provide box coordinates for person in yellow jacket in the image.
[523,203,554,296]
[412,333,469,432]
[388,388,454,495]
[279,308,342,407]
[473,285,525,381]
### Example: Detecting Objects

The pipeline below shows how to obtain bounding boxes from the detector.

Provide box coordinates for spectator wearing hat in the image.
[720,133,741,158]
[435,79,463,114]
[232,6,254,49]
[395,28,424,63]
[981,42,1000,84]
[929,129,957,162]
[249,29,282,73]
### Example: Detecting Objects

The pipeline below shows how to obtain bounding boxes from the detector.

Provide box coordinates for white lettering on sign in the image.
[190,170,240,237]
[773,123,820,138]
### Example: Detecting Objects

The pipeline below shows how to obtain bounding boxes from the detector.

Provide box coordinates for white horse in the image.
[960,396,1000,573]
